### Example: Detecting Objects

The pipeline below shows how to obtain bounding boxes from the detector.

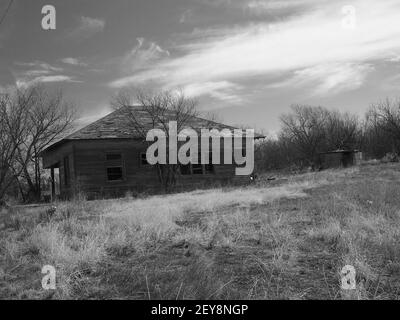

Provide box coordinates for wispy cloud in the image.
[61,57,88,66]
[16,75,79,88]
[245,0,321,12]
[15,61,63,72]
[180,9,193,23]
[109,0,400,100]
[198,0,323,16]
[68,16,105,40]
[13,61,80,88]
[120,38,170,73]
[105,37,170,84]
[182,81,243,103]
[269,63,374,96]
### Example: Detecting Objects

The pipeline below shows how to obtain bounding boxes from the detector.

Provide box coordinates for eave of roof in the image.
[41,106,265,154]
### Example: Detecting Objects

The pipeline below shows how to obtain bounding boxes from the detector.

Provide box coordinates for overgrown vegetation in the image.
[1,163,399,299]
[2,83,400,204]
[256,100,400,172]
[0,85,75,205]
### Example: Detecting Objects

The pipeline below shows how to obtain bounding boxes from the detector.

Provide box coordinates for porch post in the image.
[51,167,55,201]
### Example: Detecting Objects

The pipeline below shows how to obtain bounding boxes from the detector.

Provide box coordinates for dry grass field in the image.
[1,162,400,300]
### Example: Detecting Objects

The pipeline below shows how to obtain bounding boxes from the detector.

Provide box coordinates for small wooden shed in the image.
[319,149,362,169]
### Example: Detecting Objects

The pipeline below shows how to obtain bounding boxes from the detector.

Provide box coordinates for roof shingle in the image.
[43,106,264,152]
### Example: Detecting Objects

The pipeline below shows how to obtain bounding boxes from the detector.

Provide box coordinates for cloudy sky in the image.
[1,0,400,132]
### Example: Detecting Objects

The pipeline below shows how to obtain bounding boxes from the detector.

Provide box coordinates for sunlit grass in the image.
[1,164,400,299]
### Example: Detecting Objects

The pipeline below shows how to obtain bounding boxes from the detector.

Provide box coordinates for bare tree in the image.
[280,105,328,168]
[111,88,198,191]
[0,89,32,205]
[324,110,360,150]
[367,99,400,154]
[0,85,76,205]
[13,85,76,201]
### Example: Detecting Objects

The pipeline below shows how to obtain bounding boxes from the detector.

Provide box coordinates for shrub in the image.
[381,152,399,163]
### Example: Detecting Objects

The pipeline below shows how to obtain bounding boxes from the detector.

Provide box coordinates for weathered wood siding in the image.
[73,139,156,196]
[42,138,249,198]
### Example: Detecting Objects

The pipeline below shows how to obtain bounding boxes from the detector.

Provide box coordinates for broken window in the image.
[107,167,123,181]
[192,164,203,174]
[140,152,149,166]
[105,152,124,181]
[180,164,191,175]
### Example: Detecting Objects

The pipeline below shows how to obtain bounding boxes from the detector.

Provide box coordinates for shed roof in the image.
[319,149,360,154]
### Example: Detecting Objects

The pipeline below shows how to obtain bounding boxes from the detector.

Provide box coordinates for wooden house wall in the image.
[42,139,248,198]
[73,139,156,195]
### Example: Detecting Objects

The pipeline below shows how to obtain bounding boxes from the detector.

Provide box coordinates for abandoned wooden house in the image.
[40,106,263,199]
[318,149,363,169]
